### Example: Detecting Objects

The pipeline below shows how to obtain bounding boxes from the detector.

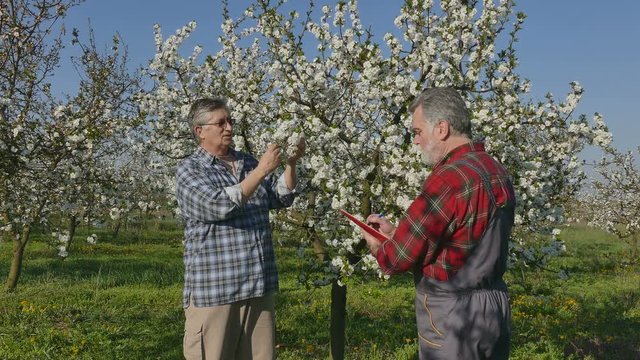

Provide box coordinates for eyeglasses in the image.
[199,117,235,128]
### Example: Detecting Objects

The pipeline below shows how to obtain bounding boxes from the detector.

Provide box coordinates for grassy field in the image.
[0,219,638,359]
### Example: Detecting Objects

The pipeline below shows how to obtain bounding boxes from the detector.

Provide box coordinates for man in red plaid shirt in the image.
[362,87,515,360]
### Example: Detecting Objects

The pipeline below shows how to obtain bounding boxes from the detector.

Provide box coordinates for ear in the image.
[435,120,450,140]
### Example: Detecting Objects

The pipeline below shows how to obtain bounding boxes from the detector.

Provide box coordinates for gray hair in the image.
[187,97,230,139]
[409,87,472,138]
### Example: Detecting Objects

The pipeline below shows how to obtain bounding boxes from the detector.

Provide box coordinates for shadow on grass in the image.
[14,256,183,288]
[564,291,640,359]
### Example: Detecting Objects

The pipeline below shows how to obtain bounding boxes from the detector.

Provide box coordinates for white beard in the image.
[420,143,440,166]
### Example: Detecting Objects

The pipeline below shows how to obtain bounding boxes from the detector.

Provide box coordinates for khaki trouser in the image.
[183,293,275,360]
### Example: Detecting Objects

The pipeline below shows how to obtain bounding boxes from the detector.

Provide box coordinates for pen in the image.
[368,213,384,222]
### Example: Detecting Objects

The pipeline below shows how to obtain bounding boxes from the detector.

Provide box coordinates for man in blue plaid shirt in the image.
[176,97,305,360]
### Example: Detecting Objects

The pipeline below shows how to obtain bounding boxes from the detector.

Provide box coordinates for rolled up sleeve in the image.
[265,172,298,209]
[175,165,242,222]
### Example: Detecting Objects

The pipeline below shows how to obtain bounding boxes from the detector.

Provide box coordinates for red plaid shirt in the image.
[376,142,516,281]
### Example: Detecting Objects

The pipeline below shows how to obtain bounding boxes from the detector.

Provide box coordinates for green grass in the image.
[0,221,638,359]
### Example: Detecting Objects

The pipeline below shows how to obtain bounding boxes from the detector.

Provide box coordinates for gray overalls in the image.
[414,160,514,360]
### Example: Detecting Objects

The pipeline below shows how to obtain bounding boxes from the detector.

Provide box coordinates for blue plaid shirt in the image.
[176,147,297,307]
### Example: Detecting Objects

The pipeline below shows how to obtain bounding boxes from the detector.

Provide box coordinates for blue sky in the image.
[54,0,640,161]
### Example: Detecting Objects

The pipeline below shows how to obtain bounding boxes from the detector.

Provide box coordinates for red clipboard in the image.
[339,209,388,241]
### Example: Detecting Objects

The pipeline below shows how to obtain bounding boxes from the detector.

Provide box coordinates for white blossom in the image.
[135,0,614,285]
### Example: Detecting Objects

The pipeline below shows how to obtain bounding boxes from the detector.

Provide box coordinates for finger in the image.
[361,231,381,248]
[366,215,382,224]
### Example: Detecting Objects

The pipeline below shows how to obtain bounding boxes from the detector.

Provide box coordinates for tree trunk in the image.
[347,178,373,264]
[327,152,378,359]
[65,214,79,252]
[4,225,30,292]
[306,191,348,359]
[113,219,121,239]
[330,281,347,360]
[85,212,91,234]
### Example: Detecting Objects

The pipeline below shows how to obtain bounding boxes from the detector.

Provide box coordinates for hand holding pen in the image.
[366,213,396,238]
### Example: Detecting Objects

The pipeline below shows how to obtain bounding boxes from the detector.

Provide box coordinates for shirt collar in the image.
[194,146,240,166]
[434,141,485,169]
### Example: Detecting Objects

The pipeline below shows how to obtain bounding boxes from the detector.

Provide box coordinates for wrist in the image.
[254,166,270,178]
[367,241,380,255]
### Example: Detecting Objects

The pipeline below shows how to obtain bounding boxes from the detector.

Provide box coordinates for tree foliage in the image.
[0,0,142,290]
[584,146,640,259]
[140,0,612,282]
